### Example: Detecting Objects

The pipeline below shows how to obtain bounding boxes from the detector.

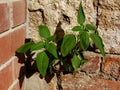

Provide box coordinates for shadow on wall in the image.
[15,52,25,89]
[15,21,97,88]
[15,39,55,88]
[15,21,66,86]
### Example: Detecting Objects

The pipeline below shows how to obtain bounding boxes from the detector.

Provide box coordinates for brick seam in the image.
[0,56,16,71]
[0,23,26,37]
[8,78,19,90]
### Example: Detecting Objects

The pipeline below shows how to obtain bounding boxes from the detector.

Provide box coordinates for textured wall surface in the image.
[98,0,120,53]
[28,0,96,41]
[29,0,120,54]
[28,0,120,90]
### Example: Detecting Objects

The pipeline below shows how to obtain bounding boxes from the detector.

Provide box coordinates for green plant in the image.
[16,2,105,77]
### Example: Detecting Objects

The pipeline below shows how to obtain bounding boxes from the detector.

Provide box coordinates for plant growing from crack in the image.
[16,2,105,78]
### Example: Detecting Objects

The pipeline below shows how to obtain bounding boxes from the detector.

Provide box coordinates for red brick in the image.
[0,3,10,33]
[0,62,13,90]
[93,79,120,90]
[61,74,120,90]
[0,26,26,65]
[13,0,26,27]
[0,34,12,65]
[11,26,26,54]
[81,52,101,73]
[102,56,120,79]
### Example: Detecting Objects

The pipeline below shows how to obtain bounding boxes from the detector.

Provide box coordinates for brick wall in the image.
[0,0,27,90]
[60,51,120,90]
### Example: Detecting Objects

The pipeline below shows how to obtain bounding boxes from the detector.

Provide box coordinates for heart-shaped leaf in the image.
[72,54,81,71]
[38,25,51,39]
[61,34,76,57]
[45,43,58,58]
[86,24,96,31]
[17,42,34,53]
[30,42,45,51]
[90,33,105,56]
[80,31,90,50]
[77,2,85,25]
[72,26,83,31]
[36,52,49,77]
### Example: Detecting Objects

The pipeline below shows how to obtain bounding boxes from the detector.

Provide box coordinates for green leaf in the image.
[71,54,81,71]
[47,35,56,42]
[77,2,85,25]
[90,33,105,56]
[80,31,90,50]
[38,25,51,39]
[30,42,45,51]
[61,34,76,57]
[86,24,96,31]
[36,52,49,77]
[72,26,83,31]
[16,42,34,53]
[45,43,58,58]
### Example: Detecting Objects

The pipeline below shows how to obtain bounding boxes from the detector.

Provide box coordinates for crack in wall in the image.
[56,73,63,90]
[28,8,46,24]
[96,0,99,28]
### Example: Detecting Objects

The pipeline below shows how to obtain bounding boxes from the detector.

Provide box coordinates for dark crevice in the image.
[99,57,104,72]
[62,14,70,24]
[28,9,46,24]
[96,0,100,28]
[56,73,63,90]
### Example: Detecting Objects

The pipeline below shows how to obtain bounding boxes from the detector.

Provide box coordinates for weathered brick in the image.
[0,26,26,65]
[98,0,120,53]
[13,0,26,27]
[0,3,10,33]
[81,52,101,73]
[11,26,26,54]
[102,55,120,79]
[0,62,13,90]
[0,34,12,65]
[61,74,120,90]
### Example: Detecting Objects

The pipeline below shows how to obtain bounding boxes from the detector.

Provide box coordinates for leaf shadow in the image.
[15,38,56,88]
